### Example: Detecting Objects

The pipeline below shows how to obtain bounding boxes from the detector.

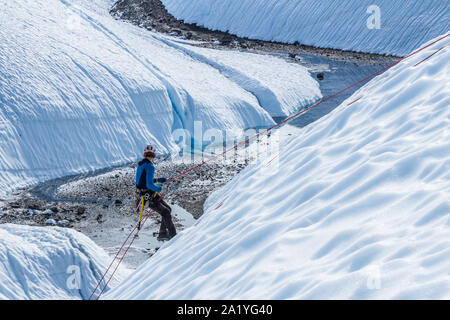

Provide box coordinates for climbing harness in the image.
[89,33,449,300]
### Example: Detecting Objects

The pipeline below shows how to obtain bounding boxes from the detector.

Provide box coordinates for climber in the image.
[135,145,176,241]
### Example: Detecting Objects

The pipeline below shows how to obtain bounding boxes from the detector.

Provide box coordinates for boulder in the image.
[42,209,55,215]
[45,219,57,226]
[57,219,70,227]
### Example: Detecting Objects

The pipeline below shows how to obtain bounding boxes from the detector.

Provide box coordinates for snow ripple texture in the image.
[106,35,450,299]
[0,224,129,300]
[162,0,450,56]
[0,0,321,195]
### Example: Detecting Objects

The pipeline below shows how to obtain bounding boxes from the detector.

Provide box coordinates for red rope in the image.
[166,33,449,185]
[265,154,280,166]
[347,97,362,106]
[90,208,154,300]
[89,33,449,300]
[88,223,138,300]
[414,45,446,67]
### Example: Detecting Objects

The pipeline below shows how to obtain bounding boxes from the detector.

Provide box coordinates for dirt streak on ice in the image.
[2,125,302,269]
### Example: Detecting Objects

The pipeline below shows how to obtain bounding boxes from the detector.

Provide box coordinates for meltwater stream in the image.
[274,52,394,128]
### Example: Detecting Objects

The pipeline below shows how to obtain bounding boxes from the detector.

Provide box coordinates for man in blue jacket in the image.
[136,145,176,241]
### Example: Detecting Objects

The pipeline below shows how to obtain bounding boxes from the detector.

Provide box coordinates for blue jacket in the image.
[136,159,162,192]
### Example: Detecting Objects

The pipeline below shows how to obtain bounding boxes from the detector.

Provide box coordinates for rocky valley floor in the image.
[0,0,398,269]
[0,126,292,268]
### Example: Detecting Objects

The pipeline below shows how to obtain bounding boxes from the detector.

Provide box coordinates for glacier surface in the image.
[162,0,450,56]
[106,34,450,299]
[0,224,129,300]
[0,0,320,195]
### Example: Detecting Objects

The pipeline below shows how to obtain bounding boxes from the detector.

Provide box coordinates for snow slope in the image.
[161,0,450,56]
[106,34,450,299]
[0,224,129,300]
[0,0,320,195]
[159,40,321,117]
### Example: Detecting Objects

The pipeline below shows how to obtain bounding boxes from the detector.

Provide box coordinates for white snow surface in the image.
[106,34,450,299]
[161,0,450,56]
[160,40,321,117]
[0,0,320,195]
[0,224,129,300]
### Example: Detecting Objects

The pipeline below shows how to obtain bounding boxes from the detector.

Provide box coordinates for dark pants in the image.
[149,198,176,237]
[136,190,176,238]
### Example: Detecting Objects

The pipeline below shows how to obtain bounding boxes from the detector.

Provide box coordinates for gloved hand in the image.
[157,185,169,199]
[156,177,168,183]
